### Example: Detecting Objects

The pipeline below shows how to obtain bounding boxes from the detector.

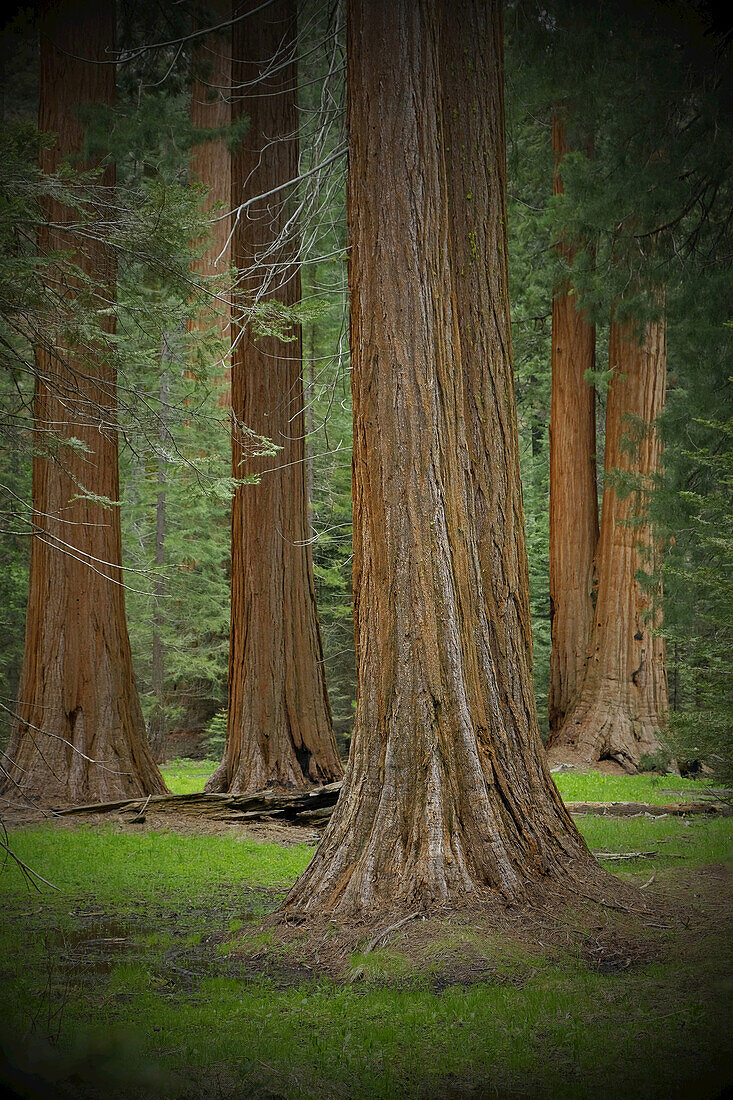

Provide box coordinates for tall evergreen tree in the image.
[559,309,669,769]
[1,0,167,802]
[286,0,605,916]
[655,272,732,780]
[546,117,598,740]
[207,0,342,793]
[512,0,730,767]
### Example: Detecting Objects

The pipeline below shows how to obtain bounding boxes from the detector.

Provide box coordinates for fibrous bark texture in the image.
[190,0,232,349]
[285,0,603,917]
[1,0,167,804]
[559,316,669,770]
[547,118,599,739]
[206,0,342,794]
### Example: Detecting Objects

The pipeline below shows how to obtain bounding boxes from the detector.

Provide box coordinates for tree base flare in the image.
[241,875,669,988]
[547,698,666,774]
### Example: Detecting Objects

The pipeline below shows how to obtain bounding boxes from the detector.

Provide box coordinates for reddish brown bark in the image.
[285,0,604,916]
[547,118,599,739]
[206,0,342,794]
[190,0,232,352]
[1,0,167,804]
[559,314,669,770]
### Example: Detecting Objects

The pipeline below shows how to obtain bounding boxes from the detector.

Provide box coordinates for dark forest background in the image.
[0,0,730,773]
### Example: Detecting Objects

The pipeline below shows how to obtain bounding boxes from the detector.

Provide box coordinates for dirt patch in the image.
[581,928,656,973]
[227,862,733,991]
[545,749,629,775]
[647,861,733,933]
[0,801,321,846]
[223,874,677,991]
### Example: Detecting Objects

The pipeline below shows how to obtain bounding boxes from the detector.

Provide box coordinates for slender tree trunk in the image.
[547,117,599,743]
[147,348,169,763]
[285,0,604,917]
[1,0,167,803]
[206,0,342,794]
[562,313,669,770]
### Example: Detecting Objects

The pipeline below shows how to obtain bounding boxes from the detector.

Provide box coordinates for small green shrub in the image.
[638,748,673,774]
[203,707,227,760]
[663,710,733,787]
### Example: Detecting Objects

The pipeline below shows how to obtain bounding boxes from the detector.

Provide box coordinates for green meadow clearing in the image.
[1,769,731,1099]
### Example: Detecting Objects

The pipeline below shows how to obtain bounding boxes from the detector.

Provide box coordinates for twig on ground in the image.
[363,911,421,955]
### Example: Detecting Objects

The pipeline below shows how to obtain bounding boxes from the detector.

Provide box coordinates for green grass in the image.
[0,825,312,905]
[161,758,218,794]
[552,769,718,805]
[1,814,731,1098]
[576,814,733,870]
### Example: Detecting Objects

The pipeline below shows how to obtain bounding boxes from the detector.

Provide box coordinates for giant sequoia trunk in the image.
[190,0,232,347]
[560,315,669,770]
[547,118,599,740]
[1,0,167,804]
[285,0,604,916]
[206,0,342,794]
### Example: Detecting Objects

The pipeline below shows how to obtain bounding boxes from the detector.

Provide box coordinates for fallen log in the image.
[593,851,690,862]
[592,851,658,862]
[566,800,733,818]
[51,785,733,826]
[52,782,343,824]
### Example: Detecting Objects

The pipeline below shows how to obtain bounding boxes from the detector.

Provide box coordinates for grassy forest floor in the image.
[1,767,731,1099]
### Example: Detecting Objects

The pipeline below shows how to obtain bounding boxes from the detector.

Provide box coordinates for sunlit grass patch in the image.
[0,824,314,905]
[160,758,218,794]
[576,814,733,872]
[553,769,717,805]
